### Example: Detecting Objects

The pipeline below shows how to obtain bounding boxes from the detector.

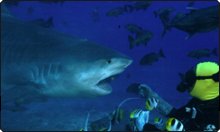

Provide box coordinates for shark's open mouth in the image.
[96,75,116,93]
[94,59,132,95]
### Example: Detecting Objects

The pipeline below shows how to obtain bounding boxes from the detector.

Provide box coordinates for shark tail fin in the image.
[159,49,165,58]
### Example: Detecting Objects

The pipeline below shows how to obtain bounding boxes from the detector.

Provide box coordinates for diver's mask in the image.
[176,68,219,93]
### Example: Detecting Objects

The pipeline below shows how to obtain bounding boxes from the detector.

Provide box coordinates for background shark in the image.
[159,5,219,39]
[1,4,132,106]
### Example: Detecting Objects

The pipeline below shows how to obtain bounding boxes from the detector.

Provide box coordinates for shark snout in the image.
[126,59,133,67]
[120,58,133,68]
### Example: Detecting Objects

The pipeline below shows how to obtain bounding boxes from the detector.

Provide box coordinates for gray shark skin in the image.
[1,8,132,99]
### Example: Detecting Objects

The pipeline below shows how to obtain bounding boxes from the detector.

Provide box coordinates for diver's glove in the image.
[138,84,152,98]
[130,109,149,131]
[204,124,216,131]
[165,117,185,131]
[185,107,197,119]
[145,97,159,111]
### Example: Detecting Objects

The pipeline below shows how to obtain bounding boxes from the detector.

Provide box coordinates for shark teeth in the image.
[96,75,117,92]
[98,76,113,84]
[96,83,112,92]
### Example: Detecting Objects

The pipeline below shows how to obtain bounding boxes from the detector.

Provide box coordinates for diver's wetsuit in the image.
[143,96,219,131]
[168,96,219,131]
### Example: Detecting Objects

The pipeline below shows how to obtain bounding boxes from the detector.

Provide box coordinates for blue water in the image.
[1,1,218,131]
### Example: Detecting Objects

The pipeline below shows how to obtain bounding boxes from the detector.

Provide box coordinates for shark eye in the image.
[107,59,112,64]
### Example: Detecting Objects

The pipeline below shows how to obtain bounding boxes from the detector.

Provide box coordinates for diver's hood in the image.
[177,62,219,101]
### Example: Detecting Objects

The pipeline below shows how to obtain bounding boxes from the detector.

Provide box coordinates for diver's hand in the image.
[138,84,150,97]
[130,109,149,131]
[145,97,159,111]
[165,118,185,131]
[185,107,197,119]
[204,124,216,131]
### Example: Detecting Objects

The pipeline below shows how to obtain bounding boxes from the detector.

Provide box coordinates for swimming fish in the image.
[106,7,125,17]
[29,17,54,28]
[128,30,153,49]
[187,48,218,59]
[125,24,143,35]
[139,49,165,65]
[153,7,175,37]
[163,5,218,39]
[125,24,153,49]
[106,2,151,17]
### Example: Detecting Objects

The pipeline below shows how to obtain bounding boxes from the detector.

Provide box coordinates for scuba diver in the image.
[129,61,219,131]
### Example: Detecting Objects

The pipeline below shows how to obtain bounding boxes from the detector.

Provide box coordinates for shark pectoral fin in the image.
[2,84,48,112]
[3,103,28,112]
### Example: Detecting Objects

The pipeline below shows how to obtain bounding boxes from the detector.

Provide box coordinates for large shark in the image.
[1,6,132,102]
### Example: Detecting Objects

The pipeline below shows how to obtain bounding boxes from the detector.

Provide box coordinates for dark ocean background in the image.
[1,1,219,131]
